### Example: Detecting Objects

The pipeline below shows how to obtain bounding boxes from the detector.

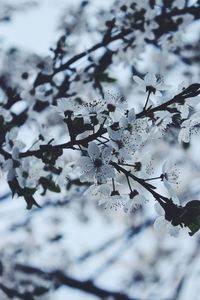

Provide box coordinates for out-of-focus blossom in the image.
[154,202,180,237]
[133,73,169,96]
[178,112,200,143]
[35,83,56,103]
[124,190,147,213]
[4,128,25,160]
[16,158,43,189]
[0,107,12,122]
[53,97,78,118]
[3,159,15,182]
[37,56,53,75]
[98,190,127,210]
[162,161,180,186]
[162,161,180,205]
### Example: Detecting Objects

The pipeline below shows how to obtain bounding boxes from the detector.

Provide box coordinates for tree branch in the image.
[15,263,138,300]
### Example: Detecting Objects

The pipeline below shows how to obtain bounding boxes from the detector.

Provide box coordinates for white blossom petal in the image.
[133,75,145,87]
[102,146,112,164]
[154,216,167,231]
[100,165,115,179]
[167,223,180,237]
[154,202,165,216]
[78,157,93,171]
[88,142,100,160]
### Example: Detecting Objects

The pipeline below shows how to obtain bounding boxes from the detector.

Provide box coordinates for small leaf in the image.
[39,177,61,194]
[99,72,116,83]
[182,200,200,235]
[188,215,200,236]
[25,196,41,210]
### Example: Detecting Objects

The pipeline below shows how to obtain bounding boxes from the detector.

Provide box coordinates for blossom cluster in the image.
[0,0,200,236]
[1,70,200,235]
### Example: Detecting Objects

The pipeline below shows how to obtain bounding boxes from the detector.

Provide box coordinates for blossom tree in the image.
[0,0,200,299]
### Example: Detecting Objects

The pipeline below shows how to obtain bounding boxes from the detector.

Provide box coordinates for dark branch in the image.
[15,263,138,300]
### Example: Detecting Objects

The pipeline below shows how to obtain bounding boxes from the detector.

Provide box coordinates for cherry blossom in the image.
[35,83,56,103]
[154,202,180,237]
[37,56,53,75]
[162,161,180,185]
[53,97,78,118]
[15,158,43,189]
[98,190,127,210]
[4,128,25,153]
[124,190,147,213]
[78,142,115,184]
[120,108,136,129]
[2,159,15,182]
[0,0,199,239]
[108,127,140,161]
[0,107,12,122]
[84,183,111,200]
[79,99,106,124]
[178,112,200,143]
[104,91,128,123]
[133,73,169,96]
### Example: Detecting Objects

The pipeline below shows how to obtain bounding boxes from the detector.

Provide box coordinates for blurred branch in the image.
[172,242,200,300]
[33,5,200,87]
[15,263,138,300]
[91,220,153,280]
[0,192,11,201]
[0,282,48,300]
[78,220,153,263]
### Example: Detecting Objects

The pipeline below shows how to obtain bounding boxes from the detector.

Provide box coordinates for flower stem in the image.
[143,91,151,111]
[144,175,162,181]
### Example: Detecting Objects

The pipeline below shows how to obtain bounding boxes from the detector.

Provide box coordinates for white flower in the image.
[154,110,172,135]
[79,99,106,125]
[144,9,158,40]
[175,82,200,119]
[120,109,149,143]
[0,108,12,122]
[98,190,127,211]
[162,161,180,205]
[4,128,25,153]
[12,146,20,160]
[16,158,43,189]
[178,112,200,143]
[104,91,128,123]
[108,127,140,161]
[84,183,111,199]
[55,155,78,188]
[38,56,53,75]
[3,159,15,181]
[172,0,185,9]
[120,108,136,130]
[52,98,78,118]
[154,202,180,237]
[0,154,4,168]
[132,152,155,178]
[4,127,18,151]
[124,190,147,213]
[84,183,128,211]
[78,142,115,184]
[35,83,56,103]
[176,103,190,119]
[178,119,190,143]
[162,161,180,185]
[133,73,169,96]
[0,154,5,178]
